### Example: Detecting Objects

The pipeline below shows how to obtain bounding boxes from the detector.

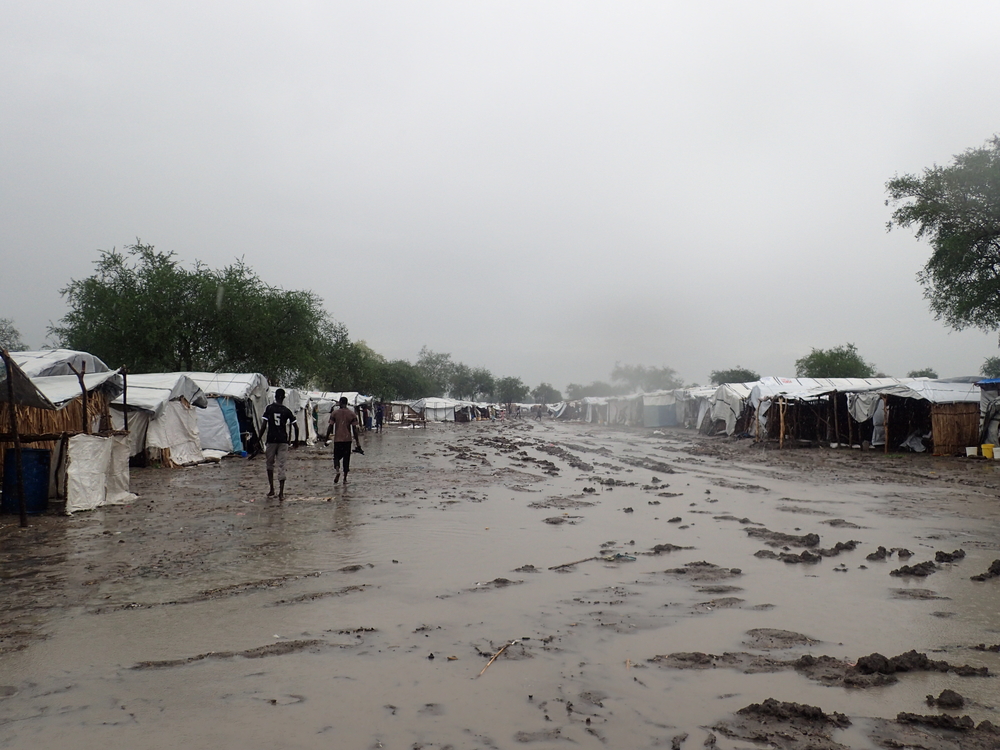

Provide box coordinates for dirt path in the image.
[2,421,999,749]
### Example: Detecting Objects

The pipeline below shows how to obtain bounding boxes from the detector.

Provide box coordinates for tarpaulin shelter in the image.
[702,382,759,436]
[110,373,209,466]
[608,394,644,426]
[181,372,270,454]
[310,391,375,433]
[267,386,317,444]
[979,379,1000,445]
[1,351,133,516]
[412,397,458,422]
[641,391,677,428]
[846,380,981,454]
[581,397,609,424]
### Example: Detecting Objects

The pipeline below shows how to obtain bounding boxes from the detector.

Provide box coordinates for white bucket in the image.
[966,446,979,457]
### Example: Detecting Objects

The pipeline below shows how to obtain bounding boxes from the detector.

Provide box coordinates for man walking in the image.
[262,388,299,500]
[375,402,384,433]
[325,396,363,484]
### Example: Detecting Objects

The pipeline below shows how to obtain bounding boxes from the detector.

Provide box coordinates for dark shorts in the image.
[333,441,352,471]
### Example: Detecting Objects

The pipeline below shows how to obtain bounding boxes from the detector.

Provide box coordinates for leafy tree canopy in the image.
[710,366,760,385]
[415,346,454,397]
[886,136,1000,335]
[565,381,616,400]
[794,343,876,379]
[611,363,683,392]
[0,318,27,351]
[907,368,938,379]
[495,376,529,405]
[981,357,1000,378]
[531,382,562,403]
[51,242,349,386]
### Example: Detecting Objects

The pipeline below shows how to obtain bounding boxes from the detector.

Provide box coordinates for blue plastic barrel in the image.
[2,448,51,515]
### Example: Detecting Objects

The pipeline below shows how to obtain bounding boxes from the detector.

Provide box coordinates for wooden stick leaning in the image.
[478,640,518,677]
[547,556,599,570]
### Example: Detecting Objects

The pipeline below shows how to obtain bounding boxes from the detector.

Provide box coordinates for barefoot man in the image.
[325,396,363,484]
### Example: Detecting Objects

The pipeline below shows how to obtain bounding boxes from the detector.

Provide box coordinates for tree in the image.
[794,343,876,379]
[495,376,529,406]
[0,318,27,351]
[470,367,496,401]
[565,381,616,399]
[52,242,347,385]
[449,363,476,400]
[531,382,562,403]
[982,357,1000,378]
[415,346,454,397]
[907,368,938,379]
[610,363,683,392]
[710,366,760,385]
[886,136,1000,336]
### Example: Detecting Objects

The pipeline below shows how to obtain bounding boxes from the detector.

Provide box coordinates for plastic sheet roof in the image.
[11,349,111,378]
[111,373,208,416]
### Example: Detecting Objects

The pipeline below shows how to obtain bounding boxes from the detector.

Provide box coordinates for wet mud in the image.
[2,421,1000,748]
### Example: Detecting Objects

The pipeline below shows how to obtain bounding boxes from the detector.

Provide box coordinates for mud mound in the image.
[855,650,988,677]
[890,560,938,577]
[746,527,820,547]
[133,639,326,669]
[713,698,850,750]
[648,651,786,673]
[660,561,742,582]
[970,559,1000,581]
[926,689,965,709]
[744,628,818,650]
[935,549,966,563]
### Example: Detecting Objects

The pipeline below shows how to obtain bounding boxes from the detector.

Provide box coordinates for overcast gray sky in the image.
[3,2,999,390]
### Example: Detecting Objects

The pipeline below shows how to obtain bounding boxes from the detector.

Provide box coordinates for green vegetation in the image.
[531,382,562,404]
[906,368,938,379]
[794,343,877,379]
[887,135,1000,336]
[710,366,760,385]
[0,318,27,351]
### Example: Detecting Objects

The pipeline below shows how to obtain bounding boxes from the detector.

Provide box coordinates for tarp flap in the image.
[197,398,235,453]
[66,434,136,514]
[146,401,203,466]
[0,355,56,410]
[113,373,208,415]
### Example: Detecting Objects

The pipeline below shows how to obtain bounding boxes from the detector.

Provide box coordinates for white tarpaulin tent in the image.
[705,382,759,436]
[310,391,374,433]
[182,372,270,450]
[267,387,317,444]
[65,434,136,514]
[412,397,458,422]
[12,349,111,378]
[110,373,208,464]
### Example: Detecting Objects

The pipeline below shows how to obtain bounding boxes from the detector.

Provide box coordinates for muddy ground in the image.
[1,421,1000,749]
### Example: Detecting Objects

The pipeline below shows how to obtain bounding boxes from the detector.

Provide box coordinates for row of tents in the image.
[0,349,379,515]
[551,376,997,455]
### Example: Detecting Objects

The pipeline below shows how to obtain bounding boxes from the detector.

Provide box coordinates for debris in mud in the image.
[514,564,540,573]
[868,715,1000,749]
[743,628,819,650]
[273,584,368,605]
[649,543,693,554]
[926,689,965,708]
[528,496,596,509]
[543,516,581,525]
[713,514,759,524]
[970,559,1000,581]
[132,639,326,669]
[866,545,890,561]
[712,479,769,492]
[890,560,938,577]
[758,540,859,564]
[667,516,681,523]
[472,578,523,590]
[649,651,785,673]
[935,549,966,563]
[712,698,850,750]
[890,588,949,600]
[533,442,594,471]
[657,491,683,497]
[660,561,742,582]
[821,518,864,529]
[618,456,676,474]
[745,527,820,548]
[974,643,1000,652]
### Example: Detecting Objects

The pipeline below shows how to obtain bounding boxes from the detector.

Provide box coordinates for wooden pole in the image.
[832,391,840,444]
[779,397,786,449]
[883,395,889,454]
[121,367,129,433]
[3,351,28,528]
[68,362,89,434]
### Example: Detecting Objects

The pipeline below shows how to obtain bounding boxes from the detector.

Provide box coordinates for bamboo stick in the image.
[3,351,28,527]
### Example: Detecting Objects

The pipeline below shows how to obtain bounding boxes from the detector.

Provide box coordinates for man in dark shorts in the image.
[325,396,362,484]
[375,402,384,433]
[262,388,299,500]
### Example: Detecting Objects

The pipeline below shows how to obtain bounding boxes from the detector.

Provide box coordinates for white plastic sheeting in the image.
[750,377,911,434]
[412,397,457,422]
[146,401,203,466]
[31,371,123,408]
[707,382,757,435]
[197,398,235,453]
[65,434,135,514]
[113,373,207,416]
[182,372,270,435]
[12,349,110,378]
